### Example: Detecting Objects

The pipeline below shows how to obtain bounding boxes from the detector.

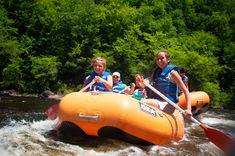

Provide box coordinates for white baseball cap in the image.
[112,72,120,77]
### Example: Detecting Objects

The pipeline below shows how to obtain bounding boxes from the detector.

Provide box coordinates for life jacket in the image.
[83,71,111,92]
[182,75,188,87]
[152,65,179,103]
[112,81,127,94]
[178,75,188,95]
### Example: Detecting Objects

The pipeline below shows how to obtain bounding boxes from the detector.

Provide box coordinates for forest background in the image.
[0,0,234,108]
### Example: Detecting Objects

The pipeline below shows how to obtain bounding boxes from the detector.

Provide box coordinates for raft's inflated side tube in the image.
[178,91,210,114]
[57,92,184,145]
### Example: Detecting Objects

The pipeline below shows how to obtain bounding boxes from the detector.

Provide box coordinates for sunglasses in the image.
[113,76,119,78]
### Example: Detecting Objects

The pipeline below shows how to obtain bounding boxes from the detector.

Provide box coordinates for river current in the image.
[0,95,234,156]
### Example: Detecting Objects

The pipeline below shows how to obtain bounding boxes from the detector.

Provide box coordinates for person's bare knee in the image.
[140,99,160,109]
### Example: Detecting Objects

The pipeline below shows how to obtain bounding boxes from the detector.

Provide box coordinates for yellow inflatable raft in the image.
[57,92,185,145]
[178,91,210,115]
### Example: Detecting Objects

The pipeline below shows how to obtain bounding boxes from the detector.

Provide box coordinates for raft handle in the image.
[197,100,204,103]
[78,114,99,120]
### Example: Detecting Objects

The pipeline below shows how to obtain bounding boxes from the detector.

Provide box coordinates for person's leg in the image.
[140,99,163,109]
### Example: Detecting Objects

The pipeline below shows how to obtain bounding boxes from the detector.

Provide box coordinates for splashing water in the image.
[0,118,225,156]
[0,119,151,156]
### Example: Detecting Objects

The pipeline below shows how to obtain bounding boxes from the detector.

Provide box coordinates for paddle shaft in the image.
[143,81,201,125]
[79,80,96,92]
[118,88,126,94]
[117,85,131,94]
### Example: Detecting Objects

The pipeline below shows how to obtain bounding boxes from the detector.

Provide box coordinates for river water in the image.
[0,95,234,156]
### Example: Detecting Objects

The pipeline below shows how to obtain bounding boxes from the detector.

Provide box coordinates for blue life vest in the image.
[182,76,188,86]
[153,65,179,103]
[112,81,127,94]
[83,71,111,92]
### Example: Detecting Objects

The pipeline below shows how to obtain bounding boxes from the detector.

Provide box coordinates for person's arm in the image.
[171,70,192,116]
[82,76,91,92]
[135,75,148,88]
[125,83,135,95]
[94,75,113,90]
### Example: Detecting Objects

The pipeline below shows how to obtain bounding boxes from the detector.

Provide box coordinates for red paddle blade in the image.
[200,124,235,154]
[47,104,58,120]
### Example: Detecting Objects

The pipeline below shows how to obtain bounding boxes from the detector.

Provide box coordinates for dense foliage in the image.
[0,0,234,108]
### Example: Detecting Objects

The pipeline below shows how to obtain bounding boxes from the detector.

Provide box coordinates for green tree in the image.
[30,56,61,93]
[0,6,23,86]
[2,57,24,92]
[0,0,234,108]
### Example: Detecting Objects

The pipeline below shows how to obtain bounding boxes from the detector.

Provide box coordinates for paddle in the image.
[142,80,235,154]
[47,103,59,120]
[117,88,126,94]
[117,85,130,94]
[79,80,96,92]
[47,80,96,120]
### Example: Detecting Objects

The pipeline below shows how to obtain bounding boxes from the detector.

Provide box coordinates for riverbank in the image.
[0,89,64,101]
[1,89,233,110]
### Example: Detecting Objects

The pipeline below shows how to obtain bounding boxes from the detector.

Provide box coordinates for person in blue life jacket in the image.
[179,68,189,95]
[132,74,147,100]
[112,72,135,94]
[180,68,189,88]
[136,50,192,117]
[83,57,113,92]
